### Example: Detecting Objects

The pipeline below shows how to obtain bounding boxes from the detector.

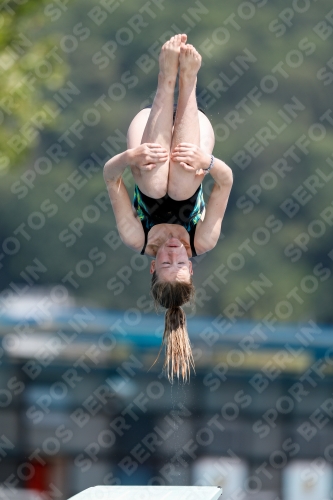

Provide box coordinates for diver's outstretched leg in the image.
[168,43,215,200]
[127,34,187,199]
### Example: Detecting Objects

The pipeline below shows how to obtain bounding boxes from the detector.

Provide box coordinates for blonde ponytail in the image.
[151,272,195,382]
[162,306,195,382]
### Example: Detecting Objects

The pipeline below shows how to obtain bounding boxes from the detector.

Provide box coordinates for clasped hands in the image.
[128,142,211,175]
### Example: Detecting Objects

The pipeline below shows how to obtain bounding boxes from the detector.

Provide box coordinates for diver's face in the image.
[150,237,193,282]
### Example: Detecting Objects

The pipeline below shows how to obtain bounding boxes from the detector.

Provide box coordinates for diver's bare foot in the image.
[180,34,187,44]
[179,43,202,83]
[158,34,187,82]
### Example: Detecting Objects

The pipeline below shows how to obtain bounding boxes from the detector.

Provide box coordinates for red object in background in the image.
[26,462,49,492]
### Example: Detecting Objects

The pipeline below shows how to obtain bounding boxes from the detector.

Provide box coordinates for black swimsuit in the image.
[133,185,205,257]
[141,224,197,257]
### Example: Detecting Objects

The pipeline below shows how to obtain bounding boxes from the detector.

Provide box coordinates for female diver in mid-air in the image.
[104,34,233,382]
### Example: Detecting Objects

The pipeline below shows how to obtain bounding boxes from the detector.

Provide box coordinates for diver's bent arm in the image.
[103,150,131,183]
[195,158,233,254]
[104,153,145,252]
[209,157,233,189]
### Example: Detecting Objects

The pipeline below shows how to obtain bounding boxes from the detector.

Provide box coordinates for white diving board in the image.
[68,485,222,500]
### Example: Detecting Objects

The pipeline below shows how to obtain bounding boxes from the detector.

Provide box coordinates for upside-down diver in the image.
[104,34,233,381]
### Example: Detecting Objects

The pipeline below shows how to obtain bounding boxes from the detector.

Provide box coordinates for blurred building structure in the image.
[0,294,333,500]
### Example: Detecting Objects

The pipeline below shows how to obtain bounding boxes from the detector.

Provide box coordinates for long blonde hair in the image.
[151,272,195,382]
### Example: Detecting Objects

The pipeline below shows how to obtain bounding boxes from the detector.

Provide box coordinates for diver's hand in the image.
[128,143,169,171]
[171,142,211,175]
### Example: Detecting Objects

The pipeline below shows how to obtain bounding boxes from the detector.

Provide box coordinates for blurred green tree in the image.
[0,0,68,174]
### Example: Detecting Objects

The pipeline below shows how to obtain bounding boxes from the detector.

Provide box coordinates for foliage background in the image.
[1,0,333,323]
